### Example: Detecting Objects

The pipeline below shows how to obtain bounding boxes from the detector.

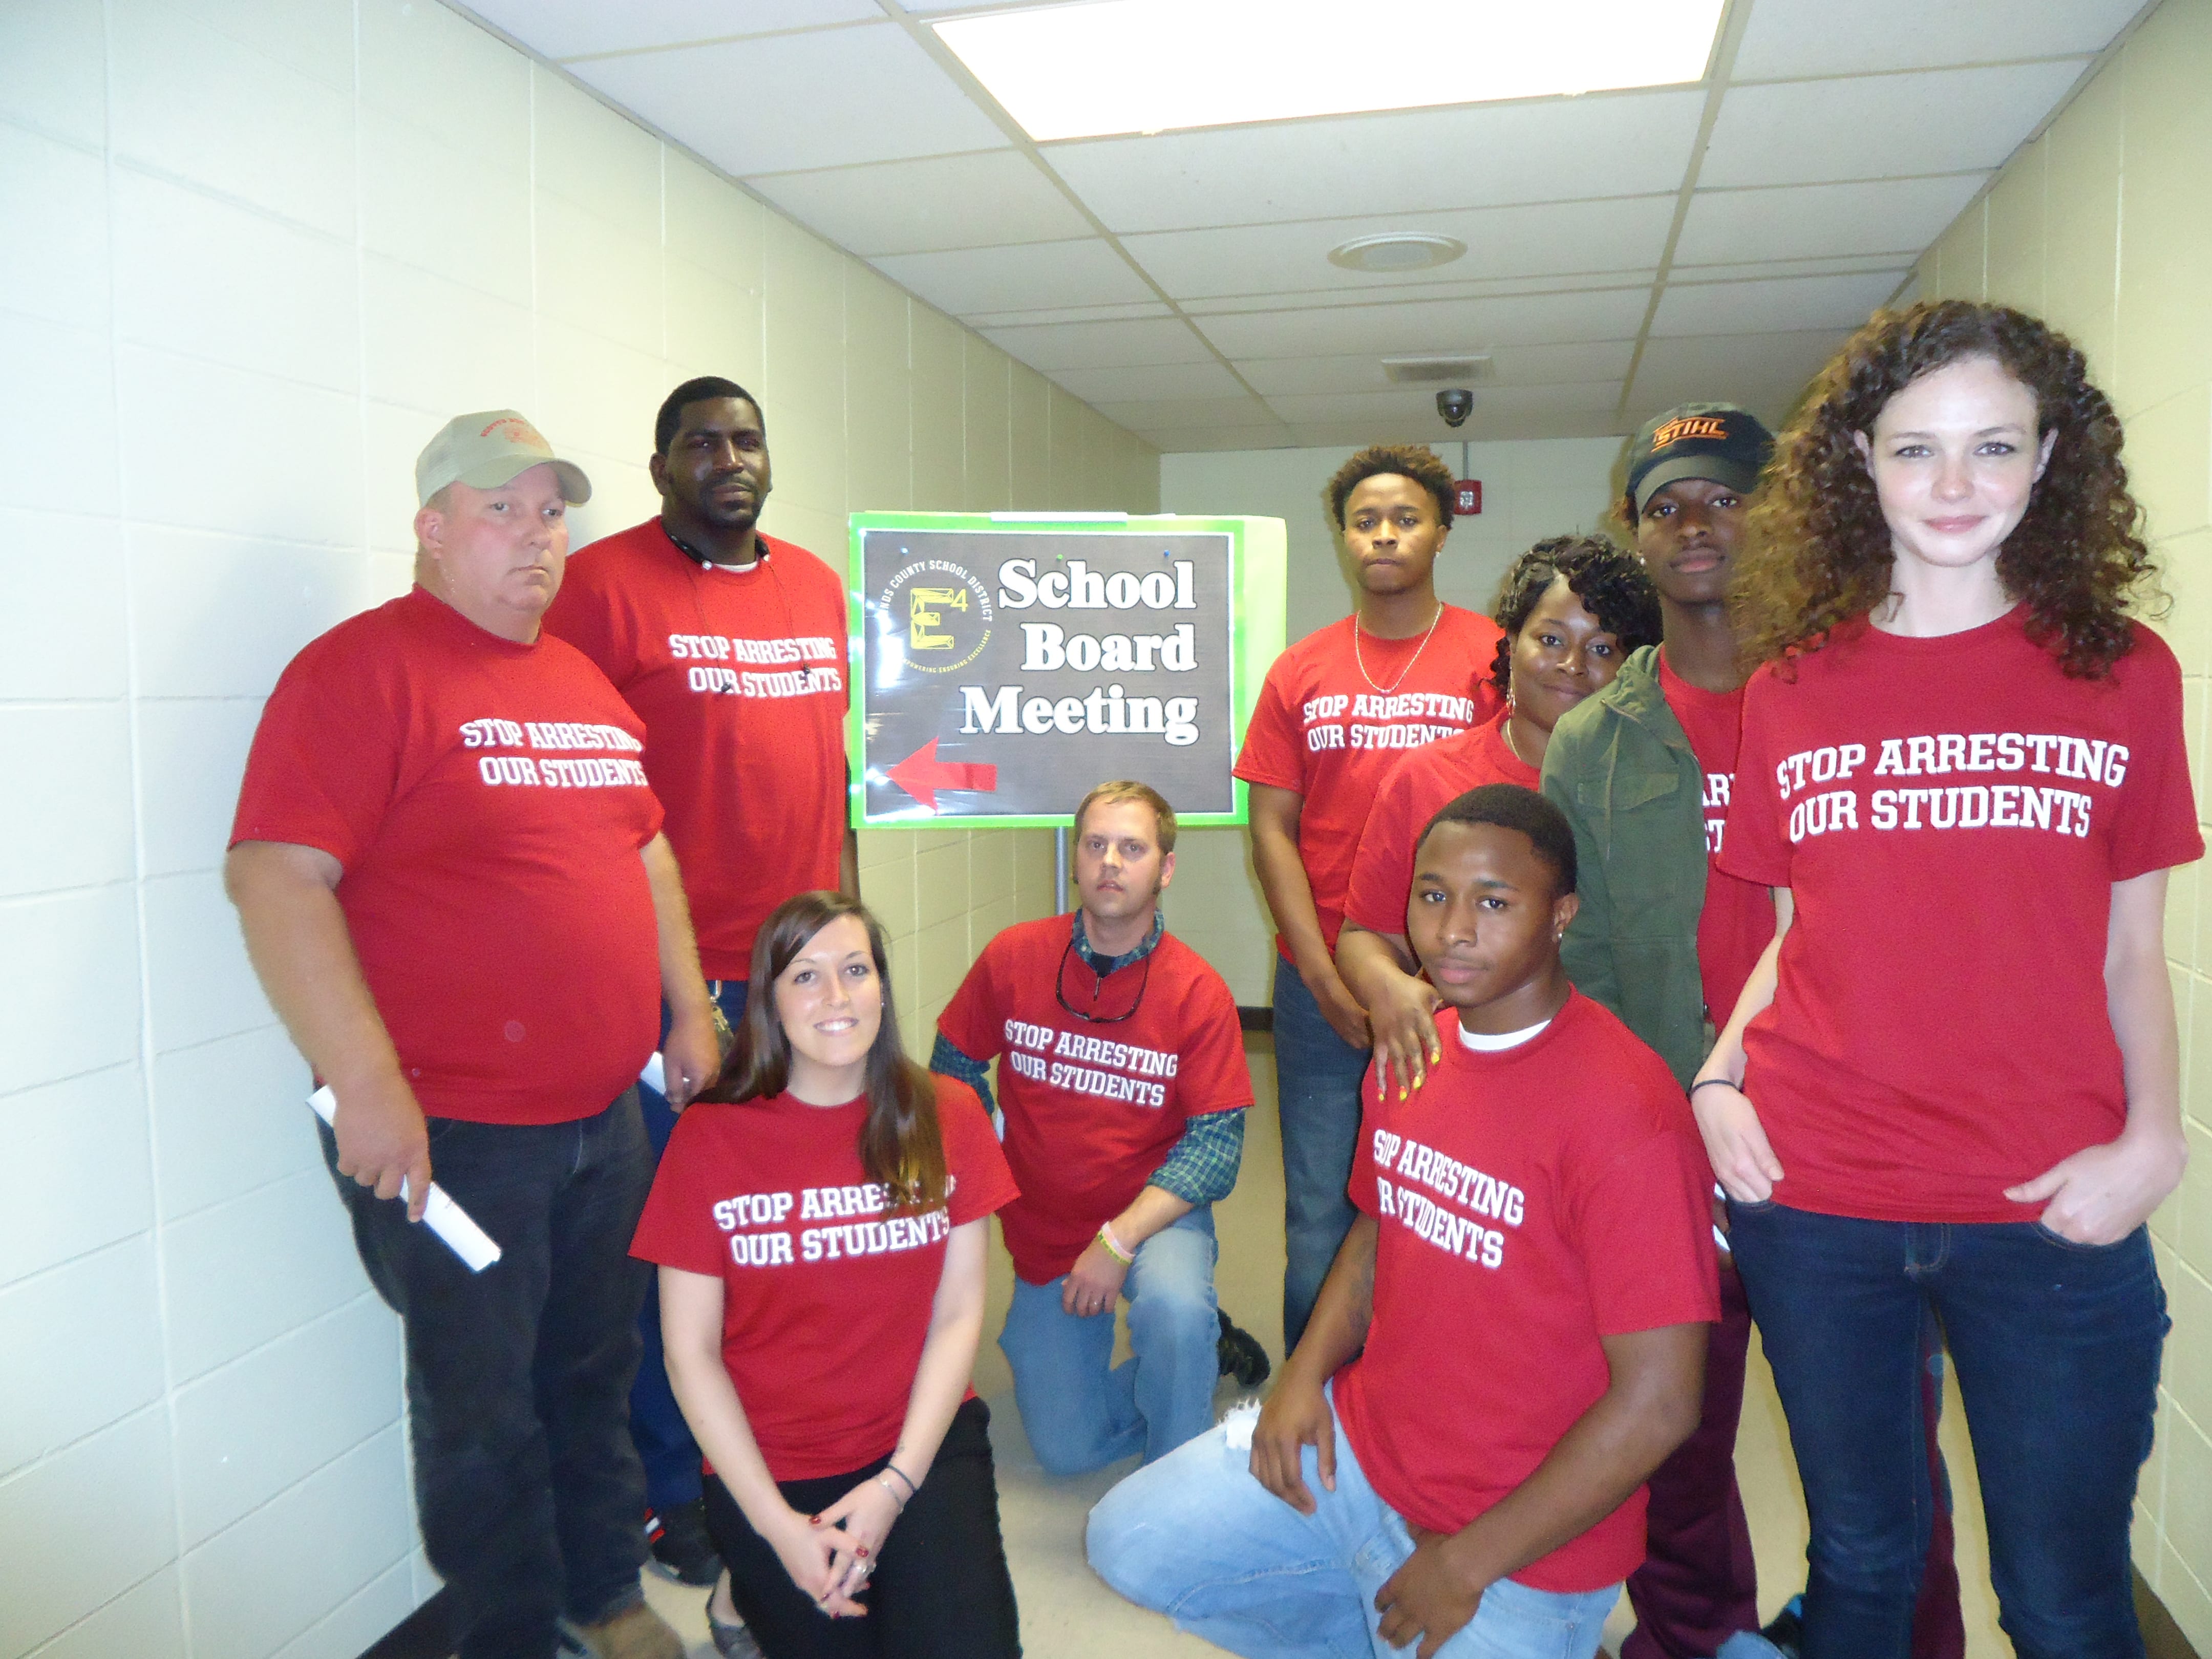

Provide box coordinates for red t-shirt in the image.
[629,1077,1016,1481]
[229,588,665,1125]
[543,522,849,979]
[1234,608,1504,955]
[1657,652,1776,1025]
[1342,710,1536,939]
[1334,994,1719,1593]
[1720,610,2203,1223]
[937,913,1253,1283]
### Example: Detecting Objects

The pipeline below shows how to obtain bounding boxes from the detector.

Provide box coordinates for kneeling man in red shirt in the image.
[1088,784,1718,1659]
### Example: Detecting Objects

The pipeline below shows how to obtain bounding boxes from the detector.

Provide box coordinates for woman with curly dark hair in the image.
[1692,302,2199,1659]
[1336,535,1659,1097]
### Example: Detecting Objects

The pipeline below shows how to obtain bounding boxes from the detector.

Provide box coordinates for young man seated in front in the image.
[1086,784,1718,1659]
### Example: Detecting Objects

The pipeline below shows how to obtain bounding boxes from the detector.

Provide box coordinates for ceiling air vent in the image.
[1381,354,1495,385]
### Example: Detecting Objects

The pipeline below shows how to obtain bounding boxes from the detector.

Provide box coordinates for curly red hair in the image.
[1734,301,2157,678]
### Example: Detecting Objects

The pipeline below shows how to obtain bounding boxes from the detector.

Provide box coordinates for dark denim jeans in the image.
[320,1092,655,1659]
[632,979,750,1512]
[1728,1200,2166,1659]
[1270,956,1373,1351]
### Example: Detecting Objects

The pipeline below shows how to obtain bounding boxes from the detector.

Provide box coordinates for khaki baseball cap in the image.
[415,410,592,507]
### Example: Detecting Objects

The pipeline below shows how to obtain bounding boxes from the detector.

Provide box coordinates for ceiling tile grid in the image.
[455,0,2140,450]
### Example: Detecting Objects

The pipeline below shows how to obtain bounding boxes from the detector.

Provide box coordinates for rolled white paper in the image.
[308,1087,503,1272]
[640,1051,666,1096]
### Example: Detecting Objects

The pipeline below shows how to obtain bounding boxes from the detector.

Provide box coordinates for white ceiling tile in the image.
[965,301,1175,327]
[1193,286,1653,361]
[1043,90,1707,233]
[1181,268,1657,315]
[1732,0,2137,80]
[979,315,1217,371]
[872,239,1154,316]
[1674,175,1986,265]
[1092,395,1280,429]
[1285,409,1630,448]
[1047,361,1245,404]
[1670,252,1937,283]
[568,23,1009,176]
[459,1,880,60]
[1700,62,2088,188]
[1626,327,1856,423]
[1650,269,1902,337]
[1235,341,1639,396]
[1265,382,1624,425]
[1122,196,1676,301]
[750,152,1091,256]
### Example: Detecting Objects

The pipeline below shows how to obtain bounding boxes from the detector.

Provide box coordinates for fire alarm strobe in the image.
[1454,480,1482,516]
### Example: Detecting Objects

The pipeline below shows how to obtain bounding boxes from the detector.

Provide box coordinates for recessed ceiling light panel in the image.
[1330,233,1466,273]
[935,0,1725,143]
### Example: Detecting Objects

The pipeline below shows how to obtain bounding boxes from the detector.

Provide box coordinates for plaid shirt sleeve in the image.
[1150,1107,1245,1205]
[928,1030,996,1117]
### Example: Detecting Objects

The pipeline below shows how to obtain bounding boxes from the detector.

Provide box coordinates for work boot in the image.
[566,1598,684,1659]
[1217,1309,1271,1387]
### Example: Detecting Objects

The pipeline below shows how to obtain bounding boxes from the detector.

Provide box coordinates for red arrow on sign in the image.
[886,739,999,813]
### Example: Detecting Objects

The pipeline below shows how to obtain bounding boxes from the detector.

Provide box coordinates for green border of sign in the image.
[846,512,1287,830]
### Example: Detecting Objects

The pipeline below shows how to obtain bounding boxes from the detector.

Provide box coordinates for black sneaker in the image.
[1217,1310,1271,1387]
[1759,1594,1805,1659]
[643,1499,720,1587]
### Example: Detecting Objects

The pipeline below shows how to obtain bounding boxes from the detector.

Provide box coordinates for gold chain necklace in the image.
[1351,603,1445,695]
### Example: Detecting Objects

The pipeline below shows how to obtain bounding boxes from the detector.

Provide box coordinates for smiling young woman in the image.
[631,892,1025,1658]
[1696,302,2198,1659]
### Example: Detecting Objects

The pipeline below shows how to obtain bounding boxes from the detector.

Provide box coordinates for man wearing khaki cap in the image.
[226,411,720,1659]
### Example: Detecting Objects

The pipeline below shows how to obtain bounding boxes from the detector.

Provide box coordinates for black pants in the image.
[703,1396,1022,1658]
[320,1092,654,1659]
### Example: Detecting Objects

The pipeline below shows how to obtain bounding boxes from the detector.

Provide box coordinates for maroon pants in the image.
[1621,1267,1964,1659]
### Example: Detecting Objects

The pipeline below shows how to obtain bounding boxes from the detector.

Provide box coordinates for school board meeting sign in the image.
[848,513,1287,827]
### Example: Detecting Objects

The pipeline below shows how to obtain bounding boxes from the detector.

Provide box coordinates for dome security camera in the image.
[1436,389,1474,428]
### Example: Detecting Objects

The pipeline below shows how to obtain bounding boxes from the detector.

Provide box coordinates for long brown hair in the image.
[709,891,948,1210]
[1735,300,2157,677]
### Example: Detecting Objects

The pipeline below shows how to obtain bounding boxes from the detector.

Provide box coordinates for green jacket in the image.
[1538,646,1710,1088]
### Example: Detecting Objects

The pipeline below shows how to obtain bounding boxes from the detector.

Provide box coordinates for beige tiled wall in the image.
[0,3,1153,1655]
[1917,0,2212,1640]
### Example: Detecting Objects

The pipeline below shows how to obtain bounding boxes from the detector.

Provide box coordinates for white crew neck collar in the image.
[1457,1016,1552,1053]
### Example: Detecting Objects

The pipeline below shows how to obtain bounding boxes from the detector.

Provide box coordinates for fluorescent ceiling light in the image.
[934,0,1725,142]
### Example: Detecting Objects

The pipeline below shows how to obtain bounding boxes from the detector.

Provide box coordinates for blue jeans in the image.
[1727,1200,2166,1659]
[319,1093,653,1659]
[632,978,750,1512]
[1087,1386,1620,1659]
[1273,956,1374,1349]
[1001,1206,1220,1475]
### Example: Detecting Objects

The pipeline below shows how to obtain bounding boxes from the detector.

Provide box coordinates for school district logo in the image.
[876,554,994,674]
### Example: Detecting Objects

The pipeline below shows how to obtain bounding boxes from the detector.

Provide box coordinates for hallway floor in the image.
[639,1039,2016,1657]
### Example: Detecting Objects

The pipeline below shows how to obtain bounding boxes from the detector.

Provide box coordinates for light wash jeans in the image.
[1087,1386,1620,1659]
[1000,1205,1220,1476]
[1273,956,1375,1350]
